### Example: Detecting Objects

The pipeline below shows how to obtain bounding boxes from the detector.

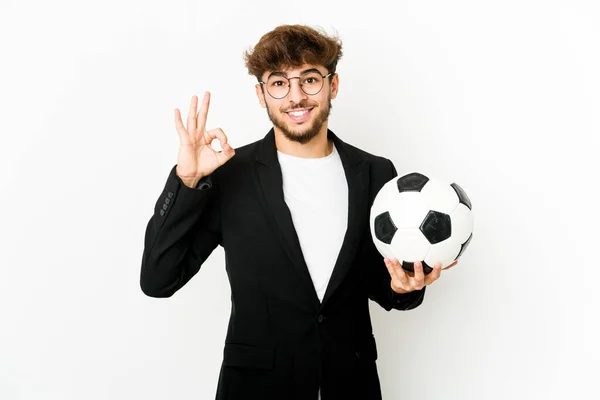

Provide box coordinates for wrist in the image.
[391,285,412,295]
[180,177,201,188]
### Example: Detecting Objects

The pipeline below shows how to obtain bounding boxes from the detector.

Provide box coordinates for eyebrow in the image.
[267,68,322,80]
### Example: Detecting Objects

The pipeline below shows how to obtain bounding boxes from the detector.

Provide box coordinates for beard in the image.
[266,96,332,145]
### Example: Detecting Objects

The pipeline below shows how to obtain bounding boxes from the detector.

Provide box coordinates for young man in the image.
[140,24,456,400]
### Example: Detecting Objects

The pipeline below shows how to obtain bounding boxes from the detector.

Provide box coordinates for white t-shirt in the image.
[277,142,348,303]
[277,142,348,400]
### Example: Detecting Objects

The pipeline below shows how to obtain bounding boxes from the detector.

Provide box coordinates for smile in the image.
[285,108,314,122]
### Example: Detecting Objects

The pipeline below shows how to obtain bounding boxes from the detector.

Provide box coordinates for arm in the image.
[367,159,426,311]
[140,165,222,298]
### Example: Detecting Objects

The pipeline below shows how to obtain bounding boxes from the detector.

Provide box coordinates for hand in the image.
[174,92,235,187]
[384,259,458,294]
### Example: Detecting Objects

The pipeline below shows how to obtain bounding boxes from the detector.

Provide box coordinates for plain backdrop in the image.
[1,0,599,399]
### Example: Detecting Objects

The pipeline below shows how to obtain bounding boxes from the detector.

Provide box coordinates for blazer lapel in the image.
[253,128,371,308]
[254,129,320,304]
[321,131,370,307]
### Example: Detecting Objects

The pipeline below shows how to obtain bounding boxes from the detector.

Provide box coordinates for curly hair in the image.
[243,24,343,82]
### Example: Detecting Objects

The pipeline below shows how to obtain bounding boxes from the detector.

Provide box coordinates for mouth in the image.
[285,107,314,123]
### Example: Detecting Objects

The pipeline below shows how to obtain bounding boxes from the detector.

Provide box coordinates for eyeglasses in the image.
[259,71,333,99]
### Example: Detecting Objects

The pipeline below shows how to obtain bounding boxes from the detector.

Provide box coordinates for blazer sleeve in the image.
[140,165,222,298]
[367,159,426,311]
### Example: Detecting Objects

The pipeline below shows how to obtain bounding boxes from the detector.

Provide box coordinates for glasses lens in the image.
[300,72,324,95]
[266,76,289,99]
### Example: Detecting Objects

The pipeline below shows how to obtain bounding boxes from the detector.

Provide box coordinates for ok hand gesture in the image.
[174,92,235,187]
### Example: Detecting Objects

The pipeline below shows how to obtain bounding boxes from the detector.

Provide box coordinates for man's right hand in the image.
[174,92,235,188]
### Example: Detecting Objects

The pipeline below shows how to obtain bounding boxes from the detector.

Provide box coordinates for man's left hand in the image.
[384,259,458,294]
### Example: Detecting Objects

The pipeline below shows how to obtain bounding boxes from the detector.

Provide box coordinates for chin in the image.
[282,122,321,144]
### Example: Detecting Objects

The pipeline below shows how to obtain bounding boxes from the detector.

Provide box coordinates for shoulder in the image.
[336,137,395,172]
[231,136,263,158]
[209,136,264,187]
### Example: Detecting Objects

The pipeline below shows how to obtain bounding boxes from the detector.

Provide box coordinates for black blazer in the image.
[140,128,426,400]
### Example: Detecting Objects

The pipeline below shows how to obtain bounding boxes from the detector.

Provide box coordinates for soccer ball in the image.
[370,172,473,274]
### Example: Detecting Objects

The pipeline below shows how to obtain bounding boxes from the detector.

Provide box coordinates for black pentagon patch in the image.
[397,172,429,193]
[374,211,397,244]
[451,182,472,210]
[402,261,433,275]
[455,233,473,259]
[420,210,452,244]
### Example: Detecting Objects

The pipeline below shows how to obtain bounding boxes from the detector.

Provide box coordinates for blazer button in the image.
[317,314,325,323]
[162,204,168,210]
[167,191,174,198]
[160,209,164,216]
[165,198,170,204]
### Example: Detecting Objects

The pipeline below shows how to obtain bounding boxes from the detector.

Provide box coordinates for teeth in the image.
[288,110,308,117]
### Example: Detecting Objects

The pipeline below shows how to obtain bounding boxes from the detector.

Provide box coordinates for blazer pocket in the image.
[223,342,275,370]
[356,335,378,362]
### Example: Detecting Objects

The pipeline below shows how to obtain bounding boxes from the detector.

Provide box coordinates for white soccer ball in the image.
[370,172,473,273]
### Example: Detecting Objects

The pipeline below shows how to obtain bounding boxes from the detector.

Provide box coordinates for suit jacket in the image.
[140,128,426,400]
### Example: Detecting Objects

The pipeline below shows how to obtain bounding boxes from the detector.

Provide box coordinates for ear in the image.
[255,84,267,108]
[329,73,339,100]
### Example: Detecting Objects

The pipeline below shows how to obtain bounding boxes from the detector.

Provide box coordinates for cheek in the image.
[266,100,284,113]
[315,91,331,104]
[264,102,282,118]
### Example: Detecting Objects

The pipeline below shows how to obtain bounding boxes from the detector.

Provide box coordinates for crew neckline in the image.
[277,142,337,161]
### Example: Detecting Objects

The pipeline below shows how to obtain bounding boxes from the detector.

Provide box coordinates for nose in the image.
[287,77,308,104]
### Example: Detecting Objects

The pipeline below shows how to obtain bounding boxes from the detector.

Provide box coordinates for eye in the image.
[270,79,286,87]
[302,74,322,85]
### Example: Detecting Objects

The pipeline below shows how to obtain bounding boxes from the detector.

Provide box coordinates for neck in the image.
[274,125,333,158]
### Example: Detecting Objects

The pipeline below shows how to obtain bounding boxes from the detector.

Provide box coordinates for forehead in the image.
[262,64,325,80]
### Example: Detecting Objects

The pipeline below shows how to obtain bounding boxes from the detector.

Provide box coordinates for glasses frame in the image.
[259,72,333,99]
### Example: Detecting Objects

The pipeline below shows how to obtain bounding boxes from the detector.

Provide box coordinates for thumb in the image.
[217,143,235,164]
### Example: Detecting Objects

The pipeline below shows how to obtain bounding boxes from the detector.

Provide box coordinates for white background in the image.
[1,0,599,399]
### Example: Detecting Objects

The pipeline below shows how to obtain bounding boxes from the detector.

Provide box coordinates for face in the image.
[255,65,339,144]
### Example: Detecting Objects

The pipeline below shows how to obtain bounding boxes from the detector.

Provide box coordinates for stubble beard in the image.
[266,96,333,145]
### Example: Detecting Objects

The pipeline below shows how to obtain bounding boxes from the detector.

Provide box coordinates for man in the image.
[140,24,456,400]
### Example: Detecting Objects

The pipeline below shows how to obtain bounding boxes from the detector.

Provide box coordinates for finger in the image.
[205,128,236,164]
[197,91,211,133]
[395,259,416,284]
[174,108,190,145]
[220,142,235,160]
[187,95,198,132]
[206,127,228,147]
[216,142,236,163]
[205,128,233,155]
[425,262,442,285]
[384,259,402,289]
[384,258,409,288]
[412,261,425,288]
